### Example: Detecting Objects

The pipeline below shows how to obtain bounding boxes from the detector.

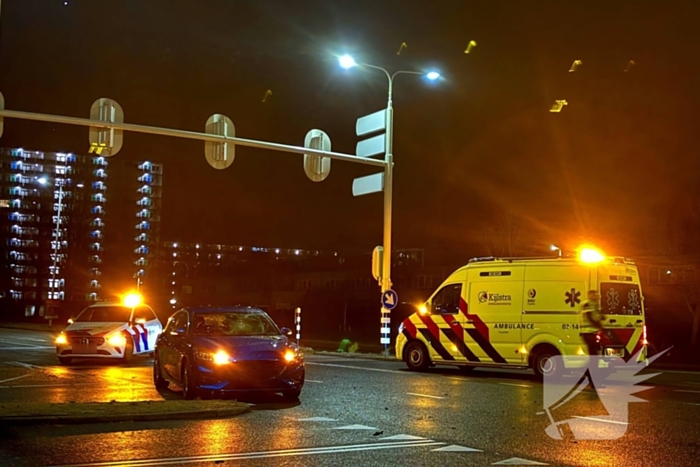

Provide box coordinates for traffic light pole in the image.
[0,108,384,168]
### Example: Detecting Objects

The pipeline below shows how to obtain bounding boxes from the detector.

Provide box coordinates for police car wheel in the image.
[121,336,134,363]
[404,341,430,371]
[153,353,168,389]
[532,348,560,378]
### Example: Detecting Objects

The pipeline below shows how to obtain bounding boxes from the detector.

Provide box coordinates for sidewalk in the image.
[0,400,250,426]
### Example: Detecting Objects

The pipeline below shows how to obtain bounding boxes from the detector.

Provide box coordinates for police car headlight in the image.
[107,332,127,347]
[55,333,67,345]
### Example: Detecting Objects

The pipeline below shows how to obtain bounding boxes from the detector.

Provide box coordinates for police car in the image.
[55,293,162,365]
[396,247,648,377]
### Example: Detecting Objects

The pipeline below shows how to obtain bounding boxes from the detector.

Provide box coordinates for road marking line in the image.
[305,379,323,383]
[333,424,378,430]
[297,417,337,422]
[442,376,469,382]
[674,390,700,394]
[406,392,446,400]
[58,440,445,466]
[0,339,48,348]
[0,374,31,384]
[535,412,545,415]
[0,346,54,350]
[572,416,628,425]
[306,362,408,375]
[6,361,45,369]
[432,444,482,452]
[498,383,532,388]
[0,382,95,389]
[0,335,48,342]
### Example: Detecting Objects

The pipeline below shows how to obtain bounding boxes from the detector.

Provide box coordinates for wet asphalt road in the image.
[0,328,699,467]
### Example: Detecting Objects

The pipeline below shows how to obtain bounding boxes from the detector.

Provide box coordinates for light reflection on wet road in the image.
[0,328,699,466]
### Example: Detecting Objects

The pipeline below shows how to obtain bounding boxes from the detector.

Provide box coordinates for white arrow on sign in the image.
[384,293,395,306]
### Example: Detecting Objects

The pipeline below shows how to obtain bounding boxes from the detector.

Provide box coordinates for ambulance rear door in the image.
[597,264,646,359]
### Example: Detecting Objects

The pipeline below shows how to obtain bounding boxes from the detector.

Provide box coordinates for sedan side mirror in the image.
[280,327,293,336]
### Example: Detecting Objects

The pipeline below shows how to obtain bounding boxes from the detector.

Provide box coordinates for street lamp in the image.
[339,54,441,354]
[36,176,66,326]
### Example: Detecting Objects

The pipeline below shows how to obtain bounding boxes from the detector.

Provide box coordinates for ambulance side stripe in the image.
[441,327,480,362]
[464,329,507,364]
[403,319,418,339]
[417,313,442,343]
[458,297,507,364]
[417,329,455,361]
[460,297,490,341]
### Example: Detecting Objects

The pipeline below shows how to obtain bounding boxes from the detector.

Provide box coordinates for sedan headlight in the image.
[213,350,230,365]
[284,349,302,363]
[55,333,67,345]
[106,332,127,347]
[194,348,230,365]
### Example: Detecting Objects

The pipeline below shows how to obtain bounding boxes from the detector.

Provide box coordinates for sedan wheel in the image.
[182,362,198,400]
[153,353,168,389]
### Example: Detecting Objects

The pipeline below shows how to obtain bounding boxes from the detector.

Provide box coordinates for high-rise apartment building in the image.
[0,148,162,318]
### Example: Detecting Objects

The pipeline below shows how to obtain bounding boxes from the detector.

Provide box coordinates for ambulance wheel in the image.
[58,356,72,365]
[121,336,134,363]
[532,347,561,378]
[404,341,430,371]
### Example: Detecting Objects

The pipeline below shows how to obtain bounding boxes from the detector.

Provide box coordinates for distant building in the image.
[0,147,162,318]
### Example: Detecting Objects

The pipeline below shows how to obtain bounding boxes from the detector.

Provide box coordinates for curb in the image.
[313,350,399,362]
[0,404,250,426]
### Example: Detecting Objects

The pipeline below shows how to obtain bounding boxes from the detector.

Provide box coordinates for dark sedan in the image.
[153,306,305,400]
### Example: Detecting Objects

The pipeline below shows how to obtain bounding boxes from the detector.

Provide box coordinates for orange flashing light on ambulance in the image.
[396,248,647,377]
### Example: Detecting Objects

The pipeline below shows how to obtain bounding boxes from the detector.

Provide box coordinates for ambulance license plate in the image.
[604,347,624,357]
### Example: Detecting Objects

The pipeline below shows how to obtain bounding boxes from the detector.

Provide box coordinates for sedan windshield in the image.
[76,306,131,323]
[192,312,280,337]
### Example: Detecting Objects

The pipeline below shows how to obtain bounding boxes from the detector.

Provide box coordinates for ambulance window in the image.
[431,283,463,315]
[600,282,643,315]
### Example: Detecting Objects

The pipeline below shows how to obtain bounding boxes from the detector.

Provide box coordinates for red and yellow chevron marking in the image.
[400,298,506,364]
[598,327,644,360]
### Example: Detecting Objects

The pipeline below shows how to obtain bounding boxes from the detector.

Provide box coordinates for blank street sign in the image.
[352,172,384,197]
[356,109,386,137]
[356,133,386,158]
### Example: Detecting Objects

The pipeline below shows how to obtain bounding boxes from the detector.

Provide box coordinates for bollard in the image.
[295,307,301,345]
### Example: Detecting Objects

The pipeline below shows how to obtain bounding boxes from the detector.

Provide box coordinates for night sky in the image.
[1,1,699,256]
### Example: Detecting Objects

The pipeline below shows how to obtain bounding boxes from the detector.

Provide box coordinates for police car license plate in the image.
[73,343,96,354]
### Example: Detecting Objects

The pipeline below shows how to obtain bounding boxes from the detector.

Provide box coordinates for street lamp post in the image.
[339,55,440,354]
[37,176,64,327]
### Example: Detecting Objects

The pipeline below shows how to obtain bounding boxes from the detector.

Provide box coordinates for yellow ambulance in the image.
[396,249,647,377]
